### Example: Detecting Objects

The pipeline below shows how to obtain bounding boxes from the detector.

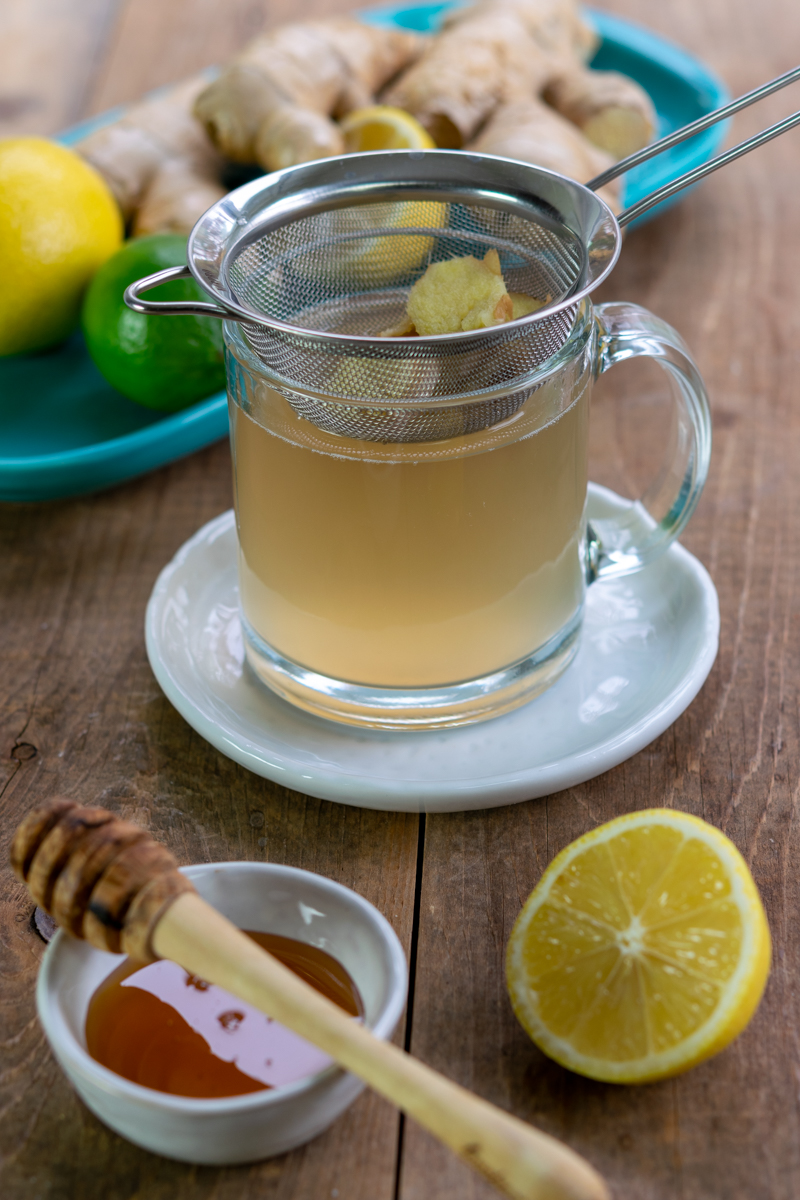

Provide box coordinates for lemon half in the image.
[506,809,771,1084]
[340,105,436,153]
[329,107,443,289]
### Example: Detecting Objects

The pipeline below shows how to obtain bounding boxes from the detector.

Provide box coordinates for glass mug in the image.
[224,299,710,730]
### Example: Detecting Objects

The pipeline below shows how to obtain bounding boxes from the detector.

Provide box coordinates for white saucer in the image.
[145,485,719,813]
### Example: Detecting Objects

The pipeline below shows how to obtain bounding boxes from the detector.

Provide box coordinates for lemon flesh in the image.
[340,105,436,153]
[506,809,771,1083]
[0,138,123,356]
[296,196,447,292]
[330,107,442,290]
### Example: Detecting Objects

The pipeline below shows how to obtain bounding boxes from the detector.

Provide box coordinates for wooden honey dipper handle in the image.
[12,801,609,1200]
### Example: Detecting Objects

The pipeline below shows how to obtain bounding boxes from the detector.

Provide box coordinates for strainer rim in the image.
[185,150,622,348]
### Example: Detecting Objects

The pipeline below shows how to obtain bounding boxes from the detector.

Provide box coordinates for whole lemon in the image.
[0,137,123,356]
[81,234,226,411]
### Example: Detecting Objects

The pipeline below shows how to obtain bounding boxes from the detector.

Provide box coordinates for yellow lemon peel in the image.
[0,137,122,356]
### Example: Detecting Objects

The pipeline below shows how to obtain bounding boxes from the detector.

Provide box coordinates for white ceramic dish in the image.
[145,484,719,813]
[36,862,407,1165]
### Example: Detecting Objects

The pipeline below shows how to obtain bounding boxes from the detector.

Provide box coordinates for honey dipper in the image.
[12,800,608,1200]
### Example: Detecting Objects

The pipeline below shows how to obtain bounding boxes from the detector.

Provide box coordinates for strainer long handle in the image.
[124,265,245,321]
[586,64,800,226]
[614,106,800,226]
[588,64,800,191]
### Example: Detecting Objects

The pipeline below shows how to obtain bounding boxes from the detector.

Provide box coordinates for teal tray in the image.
[0,5,727,503]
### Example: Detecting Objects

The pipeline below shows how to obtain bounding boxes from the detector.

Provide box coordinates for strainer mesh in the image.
[224,198,583,441]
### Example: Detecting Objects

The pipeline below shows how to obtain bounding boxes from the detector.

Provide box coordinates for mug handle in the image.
[587,302,712,582]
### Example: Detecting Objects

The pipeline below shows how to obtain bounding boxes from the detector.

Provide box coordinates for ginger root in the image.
[72,2,654,239]
[544,66,656,159]
[383,0,653,165]
[194,19,421,172]
[72,21,420,234]
[381,3,570,148]
[76,74,227,228]
[132,157,227,236]
[468,97,622,211]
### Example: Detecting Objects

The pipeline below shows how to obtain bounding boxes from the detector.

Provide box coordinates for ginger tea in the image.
[230,365,590,689]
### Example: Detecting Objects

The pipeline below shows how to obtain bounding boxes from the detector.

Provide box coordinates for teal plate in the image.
[0,6,727,503]
[0,334,228,501]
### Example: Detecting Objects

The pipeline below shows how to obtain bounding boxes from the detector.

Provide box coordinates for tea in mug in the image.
[232,376,590,688]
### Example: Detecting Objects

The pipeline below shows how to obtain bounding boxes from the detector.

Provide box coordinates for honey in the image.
[85,931,363,1098]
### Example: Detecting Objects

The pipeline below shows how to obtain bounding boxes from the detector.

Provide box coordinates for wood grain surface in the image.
[2,1,800,1198]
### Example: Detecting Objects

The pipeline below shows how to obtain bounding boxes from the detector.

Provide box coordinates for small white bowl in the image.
[36,862,407,1164]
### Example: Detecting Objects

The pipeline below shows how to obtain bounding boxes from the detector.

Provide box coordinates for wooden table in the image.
[2,1,800,1197]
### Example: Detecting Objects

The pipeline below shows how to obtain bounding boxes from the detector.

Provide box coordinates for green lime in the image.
[81,234,225,411]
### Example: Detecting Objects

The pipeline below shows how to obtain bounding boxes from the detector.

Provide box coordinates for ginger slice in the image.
[379,249,545,337]
[406,249,515,336]
[377,315,417,338]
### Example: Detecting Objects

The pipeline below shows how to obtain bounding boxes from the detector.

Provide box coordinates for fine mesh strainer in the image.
[222,185,589,441]
[133,153,617,443]
[126,67,800,443]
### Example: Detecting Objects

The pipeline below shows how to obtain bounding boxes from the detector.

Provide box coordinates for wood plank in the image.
[0,1,418,1189]
[400,0,800,1195]
[0,0,123,137]
[4,0,800,1196]
[2,0,420,1188]
[0,441,418,1199]
[88,0,369,112]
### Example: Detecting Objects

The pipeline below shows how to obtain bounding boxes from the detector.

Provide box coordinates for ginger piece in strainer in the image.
[383,249,543,337]
[406,249,513,336]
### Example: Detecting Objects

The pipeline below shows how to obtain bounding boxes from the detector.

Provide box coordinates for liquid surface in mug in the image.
[85,931,363,1098]
[233,382,589,687]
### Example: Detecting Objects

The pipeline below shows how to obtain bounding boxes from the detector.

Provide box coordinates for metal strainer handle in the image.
[589,64,800,225]
[123,265,243,321]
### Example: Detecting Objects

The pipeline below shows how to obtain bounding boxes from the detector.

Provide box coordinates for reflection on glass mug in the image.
[225,300,710,730]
